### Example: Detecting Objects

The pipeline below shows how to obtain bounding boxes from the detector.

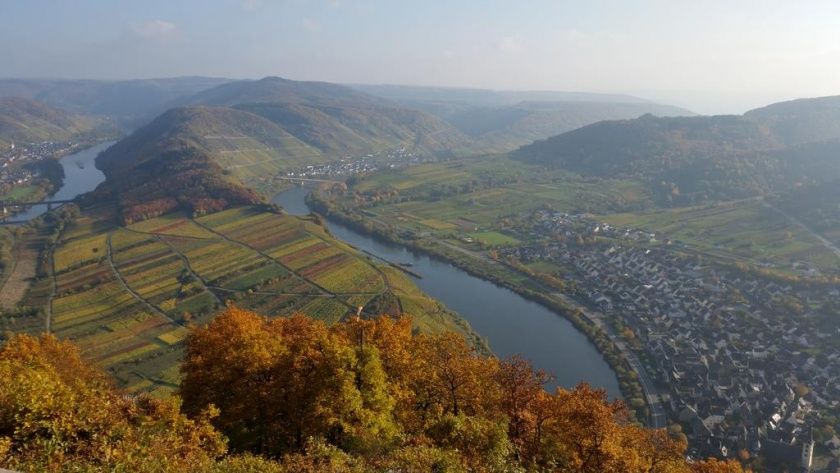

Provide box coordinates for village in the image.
[281,146,434,180]
[498,209,840,466]
[0,140,79,195]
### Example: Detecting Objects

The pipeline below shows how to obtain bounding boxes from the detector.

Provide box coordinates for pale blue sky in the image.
[2,0,840,113]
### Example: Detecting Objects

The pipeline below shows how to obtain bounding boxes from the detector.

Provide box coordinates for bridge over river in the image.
[0,199,78,224]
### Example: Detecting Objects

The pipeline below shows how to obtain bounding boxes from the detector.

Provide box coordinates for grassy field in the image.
[468,231,521,246]
[352,155,651,236]
[337,154,840,274]
[12,204,471,394]
[601,199,840,272]
[1,184,40,201]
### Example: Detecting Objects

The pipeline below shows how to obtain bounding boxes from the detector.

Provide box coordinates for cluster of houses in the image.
[500,210,840,468]
[0,141,75,191]
[282,147,431,180]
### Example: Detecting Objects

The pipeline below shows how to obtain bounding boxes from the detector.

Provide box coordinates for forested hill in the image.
[0,77,233,129]
[514,95,840,204]
[743,95,840,146]
[180,75,379,107]
[92,77,484,223]
[0,97,104,150]
[178,76,477,157]
[351,83,693,151]
[93,107,273,224]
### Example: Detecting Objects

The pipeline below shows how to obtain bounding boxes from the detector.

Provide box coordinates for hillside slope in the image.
[0,77,232,128]
[352,83,693,150]
[182,76,477,156]
[514,96,840,203]
[744,94,840,146]
[97,106,326,178]
[93,107,296,223]
[447,101,695,151]
[0,97,102,150]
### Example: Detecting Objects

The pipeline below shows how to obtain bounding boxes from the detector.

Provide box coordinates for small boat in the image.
[398,262,414,267]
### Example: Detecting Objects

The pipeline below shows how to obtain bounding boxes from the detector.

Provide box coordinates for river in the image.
[273,186,621,398]
[8,141,114,222]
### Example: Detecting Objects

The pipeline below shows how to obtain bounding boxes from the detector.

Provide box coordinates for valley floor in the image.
[310,156,840,463]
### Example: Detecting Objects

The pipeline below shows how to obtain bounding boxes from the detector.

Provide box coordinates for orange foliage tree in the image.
[180,306,751,473]
[0,306,751,472]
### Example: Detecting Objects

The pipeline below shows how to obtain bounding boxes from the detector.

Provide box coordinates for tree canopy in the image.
[0,307,749,472]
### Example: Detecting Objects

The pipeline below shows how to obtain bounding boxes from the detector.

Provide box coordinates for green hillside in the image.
[184,76,477,156]
[514,96,840,204]
[0,97,103,150]
[446,101,694,151]
[96,106,327,183]
[744,94,840,145]
[0,77,233,129]
[182,76,377,107]
[89,76,488,223]
[352,83,693,151]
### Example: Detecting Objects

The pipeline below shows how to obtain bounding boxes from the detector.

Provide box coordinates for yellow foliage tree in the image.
[0,334,226,472]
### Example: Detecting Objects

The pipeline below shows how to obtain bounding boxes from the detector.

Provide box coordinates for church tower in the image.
[801,433,814,472]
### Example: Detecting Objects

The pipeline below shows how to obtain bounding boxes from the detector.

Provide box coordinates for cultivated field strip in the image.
[27,205,463,394]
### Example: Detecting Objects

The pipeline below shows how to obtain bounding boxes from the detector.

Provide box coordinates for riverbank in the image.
[3,141,112,223]
[303,189,652,421]
[274,187,625,400]
[0,141,112,317]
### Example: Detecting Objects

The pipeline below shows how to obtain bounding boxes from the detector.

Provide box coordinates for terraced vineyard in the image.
[19,205,472,394]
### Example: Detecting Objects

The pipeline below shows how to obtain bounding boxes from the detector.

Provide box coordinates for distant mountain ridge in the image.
[0,96,104,150]
[514,95,840,204]
[351,83,693,151]
[181,77,476,156]
[0,77,233,129]
[181,76,379,107]
[743,95,840,146]
[350,83,658,106]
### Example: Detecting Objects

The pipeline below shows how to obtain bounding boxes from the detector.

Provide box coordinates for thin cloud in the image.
[131,20,177,39]
[302,18,321,32]
[497,36,522,54]
[240,0,262,11]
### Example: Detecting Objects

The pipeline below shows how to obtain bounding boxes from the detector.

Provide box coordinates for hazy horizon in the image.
[3,0,840,114]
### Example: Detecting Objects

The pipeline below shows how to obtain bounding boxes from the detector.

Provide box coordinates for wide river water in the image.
[10,141,113,222]
[273,186,621,398]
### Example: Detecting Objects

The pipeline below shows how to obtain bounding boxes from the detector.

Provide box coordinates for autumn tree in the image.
[690,458,748,473]
[179,306,750,472]
[181,309,398,457]
[180,304,285,453]
[495,356,552,456]
[0,334,226,472]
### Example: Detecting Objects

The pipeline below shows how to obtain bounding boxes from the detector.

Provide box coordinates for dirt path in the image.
[148,232,224,306]
[106,232,177,324]
[190,219,347,303]
[44,238,58,332]
[0,238,38,310]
